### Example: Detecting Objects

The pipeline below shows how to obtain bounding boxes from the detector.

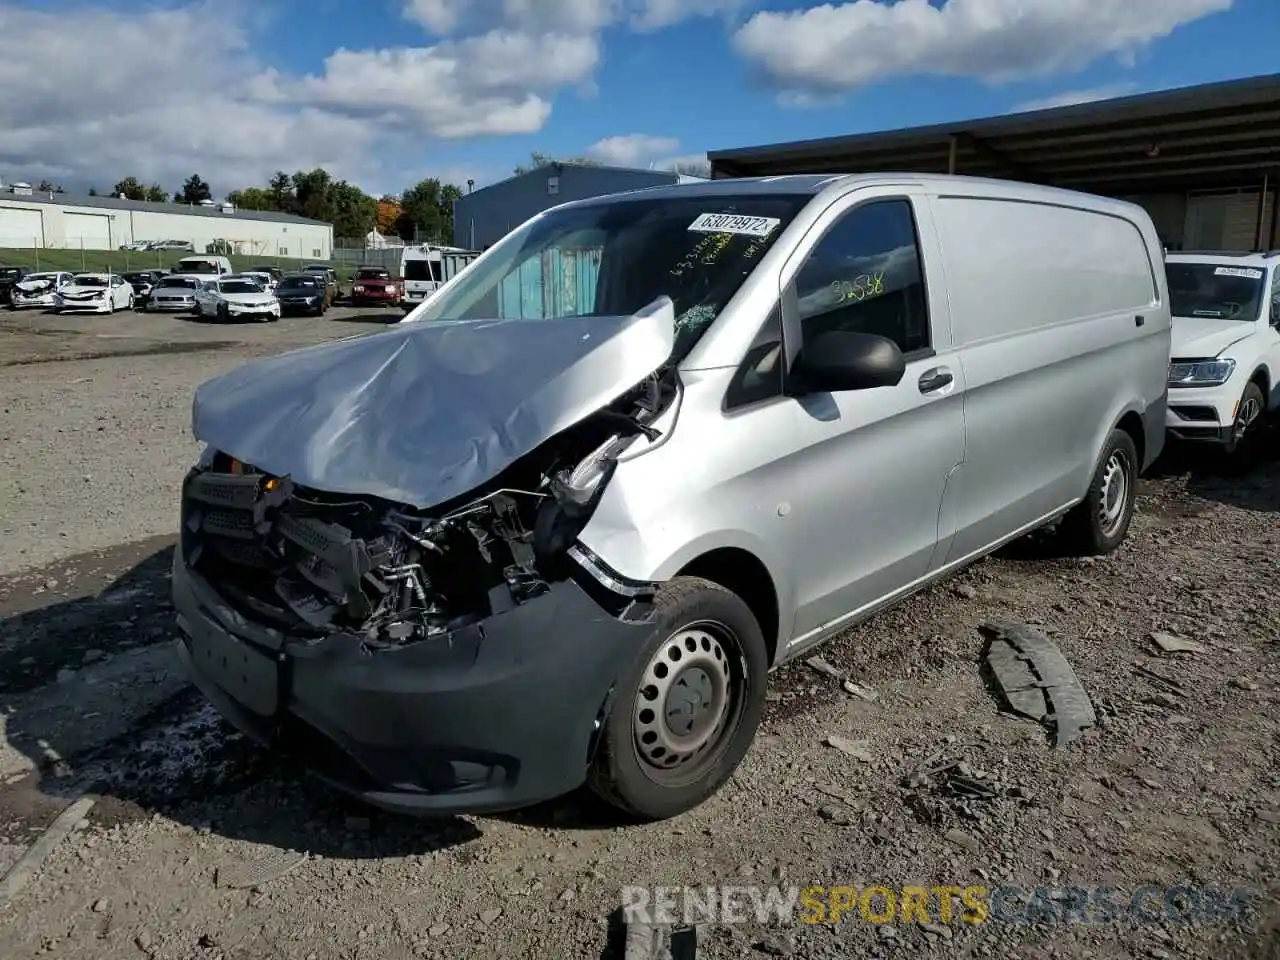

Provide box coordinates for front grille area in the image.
[181,467,397,635]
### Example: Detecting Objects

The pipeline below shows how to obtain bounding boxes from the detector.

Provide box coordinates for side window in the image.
[1270,269,1280,327]
[794,199,930,355]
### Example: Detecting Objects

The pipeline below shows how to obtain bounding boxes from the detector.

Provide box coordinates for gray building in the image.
[452,163,688,249]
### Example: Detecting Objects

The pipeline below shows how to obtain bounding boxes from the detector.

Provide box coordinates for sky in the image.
[0,0,1277,199]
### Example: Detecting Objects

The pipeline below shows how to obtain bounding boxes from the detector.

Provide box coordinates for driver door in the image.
[773,189,967,644]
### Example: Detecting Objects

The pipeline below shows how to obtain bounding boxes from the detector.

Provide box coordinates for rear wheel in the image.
[587,577,768,821]
[1058,428,1138,556]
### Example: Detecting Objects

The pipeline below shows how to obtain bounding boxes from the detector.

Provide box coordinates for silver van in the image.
[172,174,1170,821]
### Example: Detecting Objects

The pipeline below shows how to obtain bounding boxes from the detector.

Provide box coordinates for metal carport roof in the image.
[708,73,1280,196]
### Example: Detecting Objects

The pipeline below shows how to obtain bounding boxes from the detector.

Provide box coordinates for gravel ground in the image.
[0,312,1276,959]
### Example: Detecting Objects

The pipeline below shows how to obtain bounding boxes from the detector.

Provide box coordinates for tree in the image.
[226,186,276,211]
[112,177,146,200]
[512,151,601,176]
[291,168,334,222]
[375,197,401,235]
[396,178,444,242]
[439,183,463,245]
[328,181,378,239]
[88,187,98,197]
[35,180,64,193]
[268,171,294,213]
[143,184,167,202]
[180,174,212,204]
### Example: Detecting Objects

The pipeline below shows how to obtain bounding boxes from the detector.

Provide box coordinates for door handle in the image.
[918,367,954,394]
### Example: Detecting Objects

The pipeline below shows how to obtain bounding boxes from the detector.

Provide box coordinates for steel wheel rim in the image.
[1234,394,1260,443]
[632,620,745,787]
[1097,450,1129,537]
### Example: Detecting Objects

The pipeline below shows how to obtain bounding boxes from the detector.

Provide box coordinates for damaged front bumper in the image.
[171,467,658,816]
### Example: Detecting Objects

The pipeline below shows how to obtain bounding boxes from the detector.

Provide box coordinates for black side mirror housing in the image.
[789,330,907,394]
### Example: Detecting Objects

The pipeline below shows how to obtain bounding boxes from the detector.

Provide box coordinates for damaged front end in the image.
[173,306,681,813]
[180,368,673,648]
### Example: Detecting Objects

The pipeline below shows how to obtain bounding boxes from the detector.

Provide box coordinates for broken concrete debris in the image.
[824,735,873,763]
[1149,632,1206,655]
[805,656,844,680]
[980,622,1096,747]
[841,679,879,702]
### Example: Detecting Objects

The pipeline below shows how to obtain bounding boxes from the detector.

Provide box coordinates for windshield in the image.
[0,268,23,279]
[278,277,319,290]
[414,194,808,357]
[179,260,219,273]
[357,269,391,280]
[219,281,262,294]
[1167,262,1266,321]
[73,276,107,287]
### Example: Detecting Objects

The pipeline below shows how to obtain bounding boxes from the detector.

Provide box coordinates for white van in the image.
[175,174,1171,821]
[399,244,479,313]
[174,255,233,281]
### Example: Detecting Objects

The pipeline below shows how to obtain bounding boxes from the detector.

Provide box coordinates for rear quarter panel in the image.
[923,187,1170,561]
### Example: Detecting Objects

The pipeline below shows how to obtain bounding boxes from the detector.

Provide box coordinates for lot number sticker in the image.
[688,213,781,237]
[1214,266,1263,279]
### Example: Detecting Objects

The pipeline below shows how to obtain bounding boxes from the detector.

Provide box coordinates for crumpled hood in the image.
[15,277,55,293]
[60,284,107,297]
[191,297,676,510]
[1171,316,1256,358]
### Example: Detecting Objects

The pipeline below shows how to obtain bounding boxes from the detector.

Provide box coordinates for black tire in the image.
[1223,380,1265,455]
[217,302,230,323]
[1058,428,1139,556]
[587,576,768,821]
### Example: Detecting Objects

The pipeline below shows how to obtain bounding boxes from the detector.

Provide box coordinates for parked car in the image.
[9,271,74,309]
[120,240,152,252]
[234,271,277,293]
[0,265,34,305]
[147,275,204,312]
[301,264,341,302]
[123,270,169,309]
[151,240,196,252]
[1163,251,1279,453]
[174,255,233,282]
[194,277,280,322]
[273,272,332,315]
[53,273,135,314]
[173,174,1170,821]
[248,265,284,284]
[350,265,402,307]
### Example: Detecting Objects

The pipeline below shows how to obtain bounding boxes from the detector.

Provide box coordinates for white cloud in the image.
[1011,82,1140,113]
[404,0,751,35]
[0,4,601,195]
[587,134,681,166]
[731,0,1232,97]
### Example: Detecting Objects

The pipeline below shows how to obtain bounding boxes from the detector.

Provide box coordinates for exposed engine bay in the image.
[181,368,676,650]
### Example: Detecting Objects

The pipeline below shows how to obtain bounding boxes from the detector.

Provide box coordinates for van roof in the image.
[550,172,1145,217]
[1166,250,1280,267]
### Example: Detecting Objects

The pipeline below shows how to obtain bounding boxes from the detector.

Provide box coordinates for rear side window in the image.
[794,199,931,355]
[404,259,442,282]
[934,197,1157,345]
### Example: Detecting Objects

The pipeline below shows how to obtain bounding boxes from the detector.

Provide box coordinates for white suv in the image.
[1164,251,1279,453]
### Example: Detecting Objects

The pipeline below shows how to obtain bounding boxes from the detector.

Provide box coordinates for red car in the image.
[350,266,402,307]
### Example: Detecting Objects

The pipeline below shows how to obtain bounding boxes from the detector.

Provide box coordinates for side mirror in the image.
[790,331,906,393]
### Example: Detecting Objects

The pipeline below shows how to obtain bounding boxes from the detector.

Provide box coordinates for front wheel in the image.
[587,576,768,821]
[1224,381,1264,455]
[1058,428,1138,556]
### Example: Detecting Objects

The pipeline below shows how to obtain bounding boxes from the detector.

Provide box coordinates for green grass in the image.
[0,247,363,281]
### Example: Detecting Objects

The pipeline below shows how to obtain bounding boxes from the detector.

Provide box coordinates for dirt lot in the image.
[0,309,1276,960]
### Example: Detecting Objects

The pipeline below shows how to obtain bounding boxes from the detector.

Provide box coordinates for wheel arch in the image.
[674,548,782,669]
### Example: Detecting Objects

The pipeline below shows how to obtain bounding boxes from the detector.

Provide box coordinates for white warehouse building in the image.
[0,184,333,259]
